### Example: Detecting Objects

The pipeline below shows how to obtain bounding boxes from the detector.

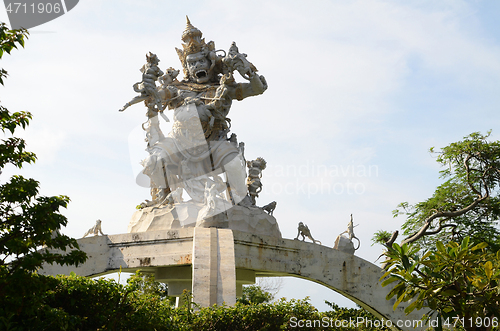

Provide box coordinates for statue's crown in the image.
[176,17,215,78]
[181,16,203,44]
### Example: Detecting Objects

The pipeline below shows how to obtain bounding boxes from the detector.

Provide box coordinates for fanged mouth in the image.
[195,70,207,79]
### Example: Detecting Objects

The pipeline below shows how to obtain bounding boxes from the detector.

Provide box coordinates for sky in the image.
[1,0,500,311]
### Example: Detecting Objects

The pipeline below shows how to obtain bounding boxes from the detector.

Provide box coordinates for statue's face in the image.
[186,52,211,83]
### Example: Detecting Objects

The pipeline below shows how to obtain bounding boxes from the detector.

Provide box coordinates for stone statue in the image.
[294,222,321,245]
[83,220,105,238]
[334,214,360,254]
[122,18,281,238]
[159,67,180,87]
[120,17,267,209]
[262,201,277,216]
[119,52,165,113]
[246,157,267,205]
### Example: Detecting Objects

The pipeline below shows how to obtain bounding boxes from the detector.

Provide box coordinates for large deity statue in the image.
[120,18,280,237]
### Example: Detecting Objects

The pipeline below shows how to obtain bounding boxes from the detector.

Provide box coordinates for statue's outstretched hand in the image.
[250,74,268,95]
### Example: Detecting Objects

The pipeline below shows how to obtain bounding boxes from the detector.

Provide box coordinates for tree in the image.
[126,271,176,306]
[375,131,500,250]
[373,132,500,331]
[0,22,86,326]
[237,284,274,305]
[37,272,175,330]
[382,237,500,331]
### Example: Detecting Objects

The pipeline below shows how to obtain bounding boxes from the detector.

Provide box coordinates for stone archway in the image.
[40,228,425,331]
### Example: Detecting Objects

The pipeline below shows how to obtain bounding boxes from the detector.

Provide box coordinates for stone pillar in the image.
[191,228,236,307]
[216,229,237,305]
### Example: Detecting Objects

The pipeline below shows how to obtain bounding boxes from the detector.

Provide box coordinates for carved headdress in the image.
[176,17,216,79]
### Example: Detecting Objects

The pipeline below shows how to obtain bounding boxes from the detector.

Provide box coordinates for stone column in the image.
[191,228,236,307]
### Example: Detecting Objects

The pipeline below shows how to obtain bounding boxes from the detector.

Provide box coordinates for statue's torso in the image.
[168,83,229,142]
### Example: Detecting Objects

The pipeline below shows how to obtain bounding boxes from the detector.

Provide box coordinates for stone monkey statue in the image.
[294,222,321,245]
[83,219,105,238]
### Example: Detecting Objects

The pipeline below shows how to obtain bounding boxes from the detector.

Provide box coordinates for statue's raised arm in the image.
[221,41,268,100]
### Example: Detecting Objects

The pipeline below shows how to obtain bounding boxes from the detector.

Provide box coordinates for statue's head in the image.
[176,17,220,83]
[185,51,212,83]
[255,157,267,170]
[146,52,160,66]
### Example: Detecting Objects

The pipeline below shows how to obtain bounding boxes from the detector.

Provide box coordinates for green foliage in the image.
[0,23,27,85]
[371,230,392,246]
[382,237,500,330]
[175,298,320,330]
[1,272,176,330]
[0,22,87,327]
[237,284,274,305]
[1,271,389,331]
[126,271,176,305]
[374,132,500,251]
[324,301,392,330]
[373,133,500,330]
[0,268,396,331]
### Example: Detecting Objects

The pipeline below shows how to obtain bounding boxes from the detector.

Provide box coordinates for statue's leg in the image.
[221,153,247,204]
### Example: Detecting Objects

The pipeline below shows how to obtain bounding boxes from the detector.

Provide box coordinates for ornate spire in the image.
[182,16,202,43]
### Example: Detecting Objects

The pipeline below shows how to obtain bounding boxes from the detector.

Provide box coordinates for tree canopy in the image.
[375,131,500,251]
[0,22,87,326]
[374,132,500,331]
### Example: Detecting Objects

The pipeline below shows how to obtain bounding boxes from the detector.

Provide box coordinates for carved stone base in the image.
[128,203,282,238]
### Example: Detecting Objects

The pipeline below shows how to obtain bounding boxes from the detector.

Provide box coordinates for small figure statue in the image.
[246,157,267,205]
[119,52,165,113]
[294,222,321,245]
[222,42,258,80]
[83,220,105,238]
[203,182,217,212]
[261,201,277,216]
[334,214,360,254]
[338,214,360,250]
[159,67,180,87]
[212,175,227,200]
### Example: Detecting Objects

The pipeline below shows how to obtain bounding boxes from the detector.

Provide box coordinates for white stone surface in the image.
[191,228,236,307]
[129,204,282,238]
[216,229,236,306]
[334,235,355,254]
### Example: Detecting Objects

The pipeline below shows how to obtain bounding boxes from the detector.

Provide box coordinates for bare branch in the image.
[384,230,399,247]
[401,194,489,245]
[423,222,457,236]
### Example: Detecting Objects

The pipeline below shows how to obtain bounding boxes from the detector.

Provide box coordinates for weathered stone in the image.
[334,235,355,255]
[129,204,281,238]
[119,17,268,213]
